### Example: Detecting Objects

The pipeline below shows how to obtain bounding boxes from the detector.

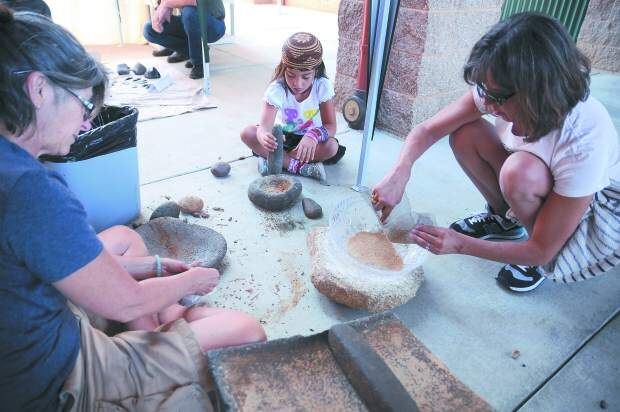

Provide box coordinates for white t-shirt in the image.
[472,88,620,197]
[263,77,335,135]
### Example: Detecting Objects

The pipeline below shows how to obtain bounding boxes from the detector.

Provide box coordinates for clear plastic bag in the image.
[328,190,435,276]
[382,195,436,244]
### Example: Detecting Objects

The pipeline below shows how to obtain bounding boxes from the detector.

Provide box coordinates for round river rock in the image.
[178,195,204,214]
[248,175,302,211]
[150,201,180,220]
[211,161,231,177]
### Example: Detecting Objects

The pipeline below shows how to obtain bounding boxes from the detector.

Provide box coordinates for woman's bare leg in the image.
[499,151,553,233]
[98,225,159,330]
[449,118,511,216]
[188,310,266,352]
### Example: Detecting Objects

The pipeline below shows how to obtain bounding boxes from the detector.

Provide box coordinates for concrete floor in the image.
[90,3,619,411]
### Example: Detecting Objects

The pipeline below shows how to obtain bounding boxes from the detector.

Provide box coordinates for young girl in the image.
[373,12,619,292]
[241,32,345,181]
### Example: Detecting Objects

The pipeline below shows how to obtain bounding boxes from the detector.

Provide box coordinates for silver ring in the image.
[425,244,431,251]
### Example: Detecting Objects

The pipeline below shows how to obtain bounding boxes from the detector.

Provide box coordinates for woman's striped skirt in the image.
[544,183,620,283]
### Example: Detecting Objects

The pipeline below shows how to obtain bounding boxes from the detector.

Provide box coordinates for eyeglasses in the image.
[13,70,95,121]
[61,86,94,121]
[476,83,515,106]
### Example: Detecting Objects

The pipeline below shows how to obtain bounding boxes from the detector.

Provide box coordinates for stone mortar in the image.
[136,217,227,268]
[307,227,424,312]
[248,175,302,211]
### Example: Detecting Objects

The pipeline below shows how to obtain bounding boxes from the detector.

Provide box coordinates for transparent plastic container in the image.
[328,191,435,276]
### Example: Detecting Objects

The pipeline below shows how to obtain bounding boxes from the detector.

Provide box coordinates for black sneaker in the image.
[450,206,526,240]
[152,47,173,57]
[185,61,194,69]
[496,264,546,292]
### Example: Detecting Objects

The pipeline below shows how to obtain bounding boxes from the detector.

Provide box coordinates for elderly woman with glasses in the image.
[0,7,265,411]
[372,12,619,292]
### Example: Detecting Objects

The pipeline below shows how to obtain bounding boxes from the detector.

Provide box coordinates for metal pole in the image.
[197,0,211,95]
[115,0,124,45]
[354,0,393,189]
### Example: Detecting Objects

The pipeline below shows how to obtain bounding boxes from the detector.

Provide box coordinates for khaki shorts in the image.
[58,303,213,412]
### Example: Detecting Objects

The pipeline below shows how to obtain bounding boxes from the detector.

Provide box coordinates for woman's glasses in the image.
[13,70,94,121]
[476,83,515,106]
[61,87,94,121]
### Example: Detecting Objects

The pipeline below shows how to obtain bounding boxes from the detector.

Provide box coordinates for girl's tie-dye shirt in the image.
[263,77,335,135]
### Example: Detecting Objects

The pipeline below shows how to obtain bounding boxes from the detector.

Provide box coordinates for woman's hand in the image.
[159,258,190,277]
[187,267,220,295]
[291,135,318,163]
[372,168,411,222]
[409,225,465,255]
[257,129,277,152]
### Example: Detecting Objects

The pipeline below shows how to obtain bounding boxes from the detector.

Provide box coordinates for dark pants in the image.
[143,6,226,66]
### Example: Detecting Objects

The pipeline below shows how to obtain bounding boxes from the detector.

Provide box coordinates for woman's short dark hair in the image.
[0,5,107,136]
[463,12,591,141]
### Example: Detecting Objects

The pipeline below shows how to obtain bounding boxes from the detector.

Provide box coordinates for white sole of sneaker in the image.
[480,233,528,241]
[507,276,545,292]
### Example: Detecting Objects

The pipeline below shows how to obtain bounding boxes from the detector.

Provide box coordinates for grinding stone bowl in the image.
[136,217,227,268]
[328,195,430,276]
[248,174,302,211]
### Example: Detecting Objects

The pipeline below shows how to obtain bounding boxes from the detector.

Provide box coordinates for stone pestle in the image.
[267,124,284,175]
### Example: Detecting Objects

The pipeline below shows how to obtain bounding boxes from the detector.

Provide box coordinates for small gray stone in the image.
[302,197,323,219]
[132,62,146,75]
[150,201,180,220]
[116,63,130,75]
[211,161,231,177]
[145,67,160,79]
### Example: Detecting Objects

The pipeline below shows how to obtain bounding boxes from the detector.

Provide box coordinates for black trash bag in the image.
[41,105,139,163]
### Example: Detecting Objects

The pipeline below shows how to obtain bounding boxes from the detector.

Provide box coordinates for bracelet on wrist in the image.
[154,254,162,277]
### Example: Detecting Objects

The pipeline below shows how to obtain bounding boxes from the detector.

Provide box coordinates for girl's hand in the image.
[292,136,318,163]
[257,129,277,152]
[409,225,465,255]
[159,258,191,276]
[371,168,410,222]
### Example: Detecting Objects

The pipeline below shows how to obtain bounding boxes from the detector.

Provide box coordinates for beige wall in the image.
[47,0,149,45]
[284,0,339,13]
[335,0,502,138]
[577,0,620,73]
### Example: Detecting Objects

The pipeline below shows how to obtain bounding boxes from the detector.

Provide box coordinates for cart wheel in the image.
[342,94,366,130]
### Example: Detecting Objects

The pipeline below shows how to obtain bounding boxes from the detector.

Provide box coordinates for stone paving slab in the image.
[519,312,620,412]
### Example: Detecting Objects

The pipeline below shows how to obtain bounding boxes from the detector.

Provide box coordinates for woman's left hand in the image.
[291,136,318,163]
[409,225,465,255]
[159,258,191,276]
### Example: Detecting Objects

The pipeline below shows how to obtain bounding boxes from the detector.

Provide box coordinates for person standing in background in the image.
[144,0,226,79]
